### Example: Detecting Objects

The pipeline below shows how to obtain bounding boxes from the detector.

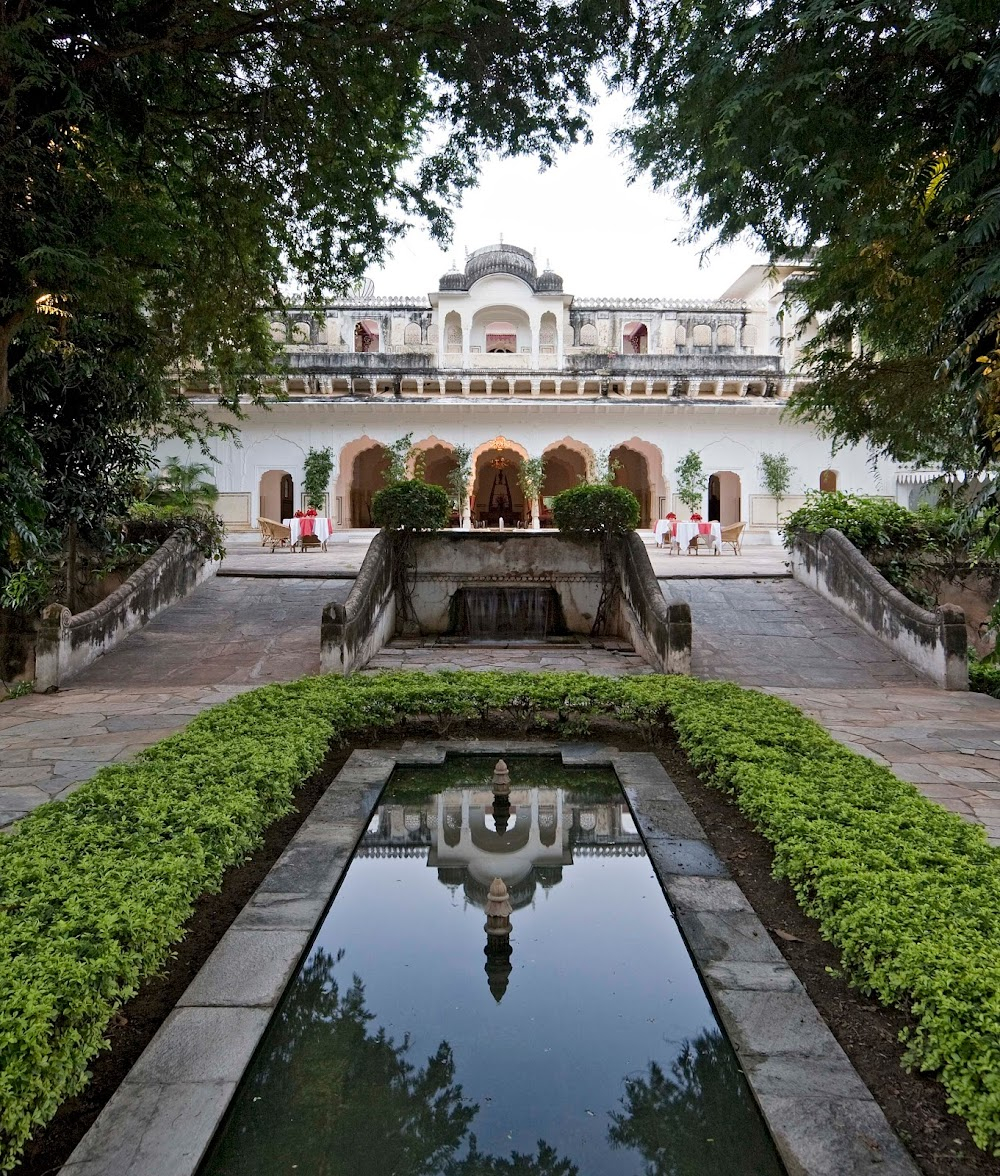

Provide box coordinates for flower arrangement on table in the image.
[666,512,677,520]
[293,508,319,518]
[689,512,703,521]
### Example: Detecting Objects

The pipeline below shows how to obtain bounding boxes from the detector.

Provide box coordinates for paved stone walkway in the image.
[661,577,1000,845]
[363,639,652,676]
[0,575,352,828]
[663,577,922,690]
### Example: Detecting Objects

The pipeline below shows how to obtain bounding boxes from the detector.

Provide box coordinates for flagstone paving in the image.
[661,576,1000,846]
[6,544,1000,850]
[0,575,352,829]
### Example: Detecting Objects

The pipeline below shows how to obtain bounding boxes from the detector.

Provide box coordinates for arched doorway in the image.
[417,442,460,525]
[541,442,589,526]
[820,469,838,493]
[472,446,525,527]
[610,445,652,527]
[708,471,742,525]
[259,470,294,523]
[354,319,379,353]
[622,321,648,354]
[350,444,391,526]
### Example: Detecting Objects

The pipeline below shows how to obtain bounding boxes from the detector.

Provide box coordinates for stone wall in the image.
[790,528,968,690]
[320,530,397,675]
[34,533,218,691]
[320,531,692,675]
[618,532,692,674]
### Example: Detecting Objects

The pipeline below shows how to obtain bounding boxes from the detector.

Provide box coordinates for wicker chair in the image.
[258,517,292,552]
[720,521,746,555]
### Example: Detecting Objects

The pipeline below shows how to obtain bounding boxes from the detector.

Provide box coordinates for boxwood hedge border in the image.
[3,670,1000,1169]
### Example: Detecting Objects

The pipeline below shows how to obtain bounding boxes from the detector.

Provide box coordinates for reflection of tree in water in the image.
[205,947,576,1176]
[608,1030,781,1176]
[448,1139,578,1175]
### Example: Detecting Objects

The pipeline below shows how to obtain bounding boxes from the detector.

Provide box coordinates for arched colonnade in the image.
[323,435,675,529]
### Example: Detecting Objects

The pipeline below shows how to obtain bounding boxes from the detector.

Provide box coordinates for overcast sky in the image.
[367,90,766,301]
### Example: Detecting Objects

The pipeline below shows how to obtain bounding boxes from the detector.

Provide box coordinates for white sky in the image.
[367,91,766,300]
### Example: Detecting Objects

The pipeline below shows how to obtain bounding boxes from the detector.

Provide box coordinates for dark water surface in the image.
[200,756,784,1176]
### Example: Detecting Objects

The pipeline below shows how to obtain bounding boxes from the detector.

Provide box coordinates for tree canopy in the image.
[0,0,612,595]
[2,0,609,413]
[617,1,1000,469]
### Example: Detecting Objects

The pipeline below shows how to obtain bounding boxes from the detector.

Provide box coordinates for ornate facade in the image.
[176,243,914,537]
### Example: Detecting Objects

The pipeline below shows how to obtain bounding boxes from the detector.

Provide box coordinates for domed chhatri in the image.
[535,265,564,293]
[439,243,546,292]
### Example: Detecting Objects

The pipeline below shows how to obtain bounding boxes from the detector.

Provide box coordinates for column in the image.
[415,377,424,397]
[713,380,724,397]
[737,381,749,397]
[531,379,541,397]
[461,378,471,397]
[461,313,471,369]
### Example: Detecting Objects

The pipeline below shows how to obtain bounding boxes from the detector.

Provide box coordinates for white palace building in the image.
[176,243,929,539]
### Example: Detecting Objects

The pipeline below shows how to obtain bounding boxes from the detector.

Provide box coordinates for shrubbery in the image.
[551,484,640,535]
[782,491,985,606]
[5,671,1000,1163]
[371,479,450,531]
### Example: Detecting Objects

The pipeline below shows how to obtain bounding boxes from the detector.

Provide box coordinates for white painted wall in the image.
[164,400,898,538]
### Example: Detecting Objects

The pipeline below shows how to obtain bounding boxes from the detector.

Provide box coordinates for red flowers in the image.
[666,512,677,520]
[293,509,305,518]
[306,507,318,517]
[690,512,703,521]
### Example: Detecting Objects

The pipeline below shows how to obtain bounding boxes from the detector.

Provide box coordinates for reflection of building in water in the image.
[360,777,644,1001]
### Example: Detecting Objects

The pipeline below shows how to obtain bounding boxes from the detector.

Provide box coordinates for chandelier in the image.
[490,435,511,469]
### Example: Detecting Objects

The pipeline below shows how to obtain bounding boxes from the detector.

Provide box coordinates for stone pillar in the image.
[531,379,540,397]
[461,313,471,368]
[624,380,634,397]
[737,381,749,397]
[713,380,724,397]
[461,378,471,397]
[415,377,424,397]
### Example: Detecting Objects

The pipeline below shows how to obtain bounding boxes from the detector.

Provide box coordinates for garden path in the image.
[0,575,352,829]
[663,576,1000,845]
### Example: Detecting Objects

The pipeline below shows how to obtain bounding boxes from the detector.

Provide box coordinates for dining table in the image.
[676,520,723,553]
[283,516,334,549]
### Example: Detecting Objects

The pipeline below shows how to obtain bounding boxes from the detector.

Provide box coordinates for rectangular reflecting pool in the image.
[200,755,785,1175]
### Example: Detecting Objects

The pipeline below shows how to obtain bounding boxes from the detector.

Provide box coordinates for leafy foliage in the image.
[149,459,219,513]
[124,504,227,564]
[372,481,450,531]
[758,453,793,506]
[7,670,1000,1164]
[447,445,473,511]
[516,456,546,500]
[673,451,706,514]
[302,448,334,511]
[617,1,1000,469]
[551,485,640,535]
[0,0,609,414]
[782,491,975,604]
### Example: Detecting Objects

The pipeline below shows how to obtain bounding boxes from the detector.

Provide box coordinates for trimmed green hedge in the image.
[4,671,1000,1166]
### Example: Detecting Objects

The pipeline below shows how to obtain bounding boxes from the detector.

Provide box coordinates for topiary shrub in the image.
[551,484,640,535]
[371,479,449,531]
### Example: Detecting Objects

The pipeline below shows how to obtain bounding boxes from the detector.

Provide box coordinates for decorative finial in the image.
[499,231,504,245]
[492,759,511,794]
[484,877,514,1002]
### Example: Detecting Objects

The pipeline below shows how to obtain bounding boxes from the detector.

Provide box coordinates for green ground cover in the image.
[3,671,1000,1167]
